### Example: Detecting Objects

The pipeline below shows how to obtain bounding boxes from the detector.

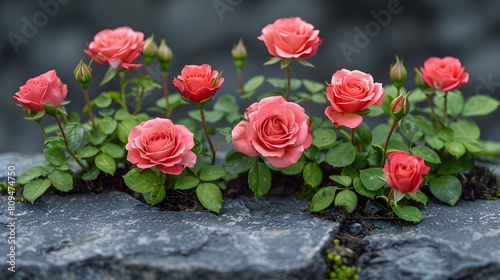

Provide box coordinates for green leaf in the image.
[462,95,499,116]
[334,189,358,213]
[244,75,265,92]
[309,186,337,212]
[445,140,466,158]
[400,118,424,143]
[359,167,386,191]
[302,79,325,93]
[94,94,112,108]
[213,94,238,114]
[17,166,49,185]
[267,78,301,92]
[100,143,125,158]
[100,117,118,135]
[44,147,65,166]
[407,190,428,206]
[223,152,256,174]
[23,178,51,203]
[90,130,108,146]
[329,175,352,187]
[82,167,100,181]
[303,162,323,188]
[410,115,434,134]
[123,168,164,193]
[188,109,224,123]
[95,153,116,175]
[196,183,223,214]
[410,145,441,164]
[114,108,132,121]
[174,176,200,190]
[450,120,481,140]
[199,165,227,181]
[326,143,356,167]
[353,177,376,199]
[117,119,139,143]
[100,66,117,86]
[372,124,404,148]
[460,138,484,154]
[391,205,422,223]
[311,93,327,103]
[149,185,166,206]
[434,91,463,117]
[312,128,337,149]
[248,162,271,198]
[48,170,73,192]
[355,122,372,145]
[429,175,462,206]
[281,160,306,175]
[425,134,445,150]
[67,126,85,151]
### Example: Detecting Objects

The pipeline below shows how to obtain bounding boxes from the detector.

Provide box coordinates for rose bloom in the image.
[173,64,224,103]
[383,151,431,194]
[258,17,322,59]
[232,96,312,168]
[12,70,67,112]
[420,56,469,92]
[126,118,196,175]
[84,26,144,70]
[324,69,384,128]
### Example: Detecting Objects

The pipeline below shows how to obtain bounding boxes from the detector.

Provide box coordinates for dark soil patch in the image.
[460,165,499,200]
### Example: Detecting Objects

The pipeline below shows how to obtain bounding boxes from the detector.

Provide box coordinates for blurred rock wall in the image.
[1,0,499,153]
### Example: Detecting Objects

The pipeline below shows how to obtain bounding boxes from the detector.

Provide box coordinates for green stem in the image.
[443,93,448,124]
[162,71,171,118]
[199,103,216,164]
[83,88,96,130]
[132,66,150,115]
[350,128,355,146]
[54,115,89,172]
[237,68,249,106]
[36,120,48,139]
[381,120,398,166]
[118,73,129,113]
[426,95,442,127]
[284,65,291,101]
[387,188,394,209]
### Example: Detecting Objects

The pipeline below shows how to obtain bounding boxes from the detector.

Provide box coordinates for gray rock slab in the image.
[358,199,500,280]
[0,192,338,280]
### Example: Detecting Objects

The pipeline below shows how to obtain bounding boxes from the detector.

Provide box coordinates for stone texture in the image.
[0,192,338,280]
[358,198,500,280]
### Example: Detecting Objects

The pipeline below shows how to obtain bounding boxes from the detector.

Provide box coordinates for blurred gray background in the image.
[1,0,499,154]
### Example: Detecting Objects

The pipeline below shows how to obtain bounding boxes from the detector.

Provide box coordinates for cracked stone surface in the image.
[358,198,500,280]
[0,192,338,280]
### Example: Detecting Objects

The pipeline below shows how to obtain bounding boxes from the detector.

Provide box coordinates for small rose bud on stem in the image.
[390,93,411,121]
[143,35,157,68]
[232,38,249,106]
[389,55,407,91]
[158,39,173,117]
[74,59,96,130]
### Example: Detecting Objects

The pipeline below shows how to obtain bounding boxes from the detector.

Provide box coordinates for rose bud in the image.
[413,68,430,92]
[390,94,410,121]
[74,59,92,89]
[143,35,157,66]
[231,38,247,69]
[158,39,173,71]
[389,55,407,89]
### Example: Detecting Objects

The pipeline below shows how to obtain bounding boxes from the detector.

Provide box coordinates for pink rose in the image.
[257,17,322,59]
[126,118,196,175]
[84,26,144,70]
[173,64,224,103]
[232,96,312,168]
[12,70,67,112]
[324,69,384,128]
[420,56,469,92]
[383,151,431,194]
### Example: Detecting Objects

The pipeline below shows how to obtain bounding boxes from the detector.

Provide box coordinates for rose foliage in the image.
[13,20,500,222]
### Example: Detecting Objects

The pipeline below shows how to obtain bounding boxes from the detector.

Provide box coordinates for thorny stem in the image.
[381,120,398,166]
[237,68,249,106]
[83,88,96,130]
[284,65,291,101]
[54,115,89,172]
[162,71,171,118]
[199,103,216,165]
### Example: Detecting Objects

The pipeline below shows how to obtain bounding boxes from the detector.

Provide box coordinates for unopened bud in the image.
[389,55,407,89]
[74,59,92,89]
[157,39,173,71]
[143,35,157,65]
[231,38,247,69]
[390,94,410,121]
[414,68,430,92]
